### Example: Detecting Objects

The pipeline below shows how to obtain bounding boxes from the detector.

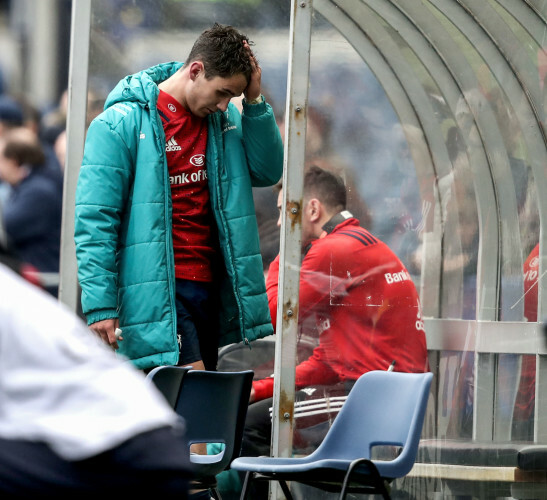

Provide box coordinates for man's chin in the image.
[201,108,215,117]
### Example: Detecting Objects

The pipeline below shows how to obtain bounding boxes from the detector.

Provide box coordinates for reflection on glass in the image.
[510,49,545,440]
[512,243,540,441]
[441,166,479,321]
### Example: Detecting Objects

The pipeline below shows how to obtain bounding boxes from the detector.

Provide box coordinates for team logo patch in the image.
[190,154,205,167]
[168,103,177,112]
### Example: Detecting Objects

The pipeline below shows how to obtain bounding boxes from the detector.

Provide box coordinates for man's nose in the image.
[217,97,231,112]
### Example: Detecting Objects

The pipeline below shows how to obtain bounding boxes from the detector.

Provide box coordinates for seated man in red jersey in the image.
[240,166,429,472]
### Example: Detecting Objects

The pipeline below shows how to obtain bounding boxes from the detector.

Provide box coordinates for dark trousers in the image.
[239,398,275,499]
[175,279,219,370]
[0,427,191,498]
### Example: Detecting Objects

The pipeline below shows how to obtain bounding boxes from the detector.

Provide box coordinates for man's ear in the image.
[189,61,204,81]
[308,198,322,223]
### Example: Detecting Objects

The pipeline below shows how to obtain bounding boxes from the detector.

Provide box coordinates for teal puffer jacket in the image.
[74,62,283,370]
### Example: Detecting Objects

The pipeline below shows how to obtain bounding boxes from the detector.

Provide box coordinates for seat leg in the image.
[278,480,294,500]
[339,458,391,500]
[378,480,391,500]
[239,471,253,500]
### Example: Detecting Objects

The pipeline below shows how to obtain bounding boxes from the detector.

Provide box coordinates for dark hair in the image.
[274,166,347,211]
[304,165,347,212]
[185,23,253,82]
[2,132,45,167]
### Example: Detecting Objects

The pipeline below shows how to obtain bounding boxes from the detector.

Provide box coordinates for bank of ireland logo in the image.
[190,154,205,167]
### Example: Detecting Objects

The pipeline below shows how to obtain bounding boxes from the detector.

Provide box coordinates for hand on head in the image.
[243,40,261,101]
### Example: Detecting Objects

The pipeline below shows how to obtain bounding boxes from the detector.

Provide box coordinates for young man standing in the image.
[75,24,283,372]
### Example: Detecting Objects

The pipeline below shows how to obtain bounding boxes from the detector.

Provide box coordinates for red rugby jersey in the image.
[157,90,215,282]
[253,217,429,401]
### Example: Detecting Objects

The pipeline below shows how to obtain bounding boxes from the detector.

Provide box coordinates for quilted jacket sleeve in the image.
[74,113,136,324]
[241,98,283,187]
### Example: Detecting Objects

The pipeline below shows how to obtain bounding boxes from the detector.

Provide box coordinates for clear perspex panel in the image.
[77,1,546,498]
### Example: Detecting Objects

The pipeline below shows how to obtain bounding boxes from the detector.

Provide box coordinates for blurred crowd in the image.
[0,86,103,296]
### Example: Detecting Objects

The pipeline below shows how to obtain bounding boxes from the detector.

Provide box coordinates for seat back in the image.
[174,369,254,478]
[146,365,190,408]
[217,337,317,381]
[314,370,433,478]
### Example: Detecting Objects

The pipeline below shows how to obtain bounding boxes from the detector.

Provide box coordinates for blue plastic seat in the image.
[231,370,433,500]
[146,365,191,408]
[146,367,254,500]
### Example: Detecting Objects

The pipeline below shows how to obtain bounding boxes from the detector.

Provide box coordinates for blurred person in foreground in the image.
[241,166,429,483]
[0,127,62,296]
[0,259,191,497]
[74,23,283,373]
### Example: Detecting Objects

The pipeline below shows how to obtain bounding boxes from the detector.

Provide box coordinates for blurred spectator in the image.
[20,93,64,188]
[0,93,63,193]
[0,127,62,296]
[0,95,26,201]
[0,67,5,96]
[0,94,24,135]
[29,90,69,180]
[40,87,105,174]
[54,129,67,171]
[0,261,191,497]
[86,87,107,126]
[41,89,68,147]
